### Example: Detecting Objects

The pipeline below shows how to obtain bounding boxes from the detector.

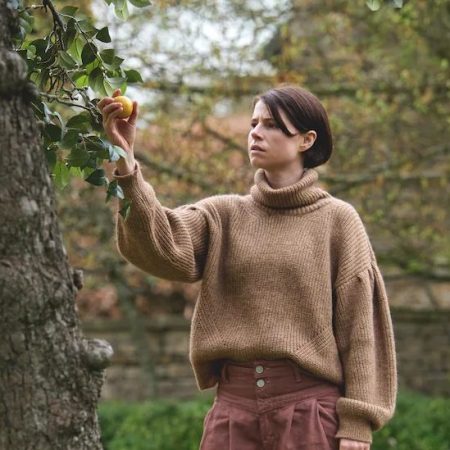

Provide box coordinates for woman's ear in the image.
[299,130,317,152]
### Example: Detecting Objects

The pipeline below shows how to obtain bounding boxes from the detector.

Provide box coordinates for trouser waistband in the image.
[219,358,334,385]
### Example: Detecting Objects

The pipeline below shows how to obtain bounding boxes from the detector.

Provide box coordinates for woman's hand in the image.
[339,438,370,449]
[96,88,138,175]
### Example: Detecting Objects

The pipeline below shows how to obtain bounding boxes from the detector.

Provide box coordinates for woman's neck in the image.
[263,166,306,189]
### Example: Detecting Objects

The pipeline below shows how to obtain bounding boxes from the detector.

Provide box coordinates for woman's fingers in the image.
[103,102,122,115]
[127,101,139,126]
[339,438,370,450]
[97,89,122,112]
[104,103,123,126]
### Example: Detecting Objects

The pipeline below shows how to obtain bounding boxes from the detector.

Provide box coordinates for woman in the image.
[97,85,397,450]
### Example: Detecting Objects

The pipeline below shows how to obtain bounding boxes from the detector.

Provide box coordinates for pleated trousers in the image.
[199,359,343,450]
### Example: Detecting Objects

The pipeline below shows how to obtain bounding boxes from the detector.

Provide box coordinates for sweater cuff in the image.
[111,161,155,202]
[112,161,139,180]
[335,415,373,444]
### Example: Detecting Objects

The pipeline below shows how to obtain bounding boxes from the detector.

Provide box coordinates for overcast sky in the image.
[90,0,287,113]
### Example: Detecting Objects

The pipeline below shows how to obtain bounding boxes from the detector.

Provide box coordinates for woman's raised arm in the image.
[98,90,216,282]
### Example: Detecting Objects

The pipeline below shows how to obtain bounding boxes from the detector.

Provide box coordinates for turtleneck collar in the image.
[250,168,332,211]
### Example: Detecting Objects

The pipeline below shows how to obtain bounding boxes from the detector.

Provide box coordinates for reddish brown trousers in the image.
[200,359,343,450]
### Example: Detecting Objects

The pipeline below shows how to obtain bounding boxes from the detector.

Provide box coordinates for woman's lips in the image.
[250,145,265,152]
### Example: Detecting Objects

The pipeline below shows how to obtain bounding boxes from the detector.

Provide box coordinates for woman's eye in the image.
[250,122,277,129]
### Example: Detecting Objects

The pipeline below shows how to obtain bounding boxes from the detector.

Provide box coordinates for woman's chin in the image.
[249,157,266,169]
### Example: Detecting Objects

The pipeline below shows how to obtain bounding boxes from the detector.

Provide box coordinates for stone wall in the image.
[392,309,449,395]
[81,278,450,402]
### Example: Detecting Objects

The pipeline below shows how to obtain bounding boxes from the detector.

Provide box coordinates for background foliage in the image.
[97,389,450,450]
[11,0,449,332]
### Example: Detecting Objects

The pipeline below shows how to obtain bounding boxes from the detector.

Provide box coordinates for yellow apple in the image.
[113,95,133,119]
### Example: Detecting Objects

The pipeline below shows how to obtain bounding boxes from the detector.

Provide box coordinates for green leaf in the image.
[67,35,84,63]
[101,77,126,97]
[44,123,63,143]
[81,42,98,65]
[77,20,98,38]
[84,135,110,159]
[99,48,124,70]
[42,103,53,123]
[99,48,116,64]
[60,6,78,17]
[19,16,33,34]
[102,78,115,96]
[17,48,27,61]
[53,160,71,189]
[106,180,125,202]
[45,146,57,171]
[63,18,77,49]
[84,57,102,75]
[96,27,112,43]
[61,128,81,148]
[31,100,52,124]
[125,69,143,83]
[114,0,129,21]
[58,50,78,69]
[89,67,108,96]
[88,109,105,132]
[69,166,84,177]
[48,109,65,130]
[85,168,108,186]
[29,38,47,58]
[366,0,381,11]
[72,70,89,88]
[66,113,91,131]
[106,76,127,91]
[26,44,36,59]
[103,58,125,72]
[17,10,34,39]
[109,144,128,162]
[67,145,91,168]
[119,198,132,220]
[32,68,50,90]
[129,0,151,6]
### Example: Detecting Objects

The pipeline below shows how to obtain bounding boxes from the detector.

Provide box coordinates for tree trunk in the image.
[0,2,112,448]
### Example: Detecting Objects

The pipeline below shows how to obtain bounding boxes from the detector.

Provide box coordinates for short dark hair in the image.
[252,84,333,168]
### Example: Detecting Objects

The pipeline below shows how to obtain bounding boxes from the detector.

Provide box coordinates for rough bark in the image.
[0,1,112,448]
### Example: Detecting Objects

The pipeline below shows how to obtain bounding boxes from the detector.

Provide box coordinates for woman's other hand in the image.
[97,88,138,175]
[339,438,370,449]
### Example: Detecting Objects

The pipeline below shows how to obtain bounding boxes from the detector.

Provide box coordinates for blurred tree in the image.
[8,0,445,325]
[261,0,449,277]
[59,0,448,323]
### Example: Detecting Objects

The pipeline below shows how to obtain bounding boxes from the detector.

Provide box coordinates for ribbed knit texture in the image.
[112,162,398,444]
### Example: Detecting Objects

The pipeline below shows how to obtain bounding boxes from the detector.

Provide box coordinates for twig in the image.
[40,92,92,111]
[42,0,65,32]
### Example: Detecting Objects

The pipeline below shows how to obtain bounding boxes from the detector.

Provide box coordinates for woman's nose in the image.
[250,125,263,139]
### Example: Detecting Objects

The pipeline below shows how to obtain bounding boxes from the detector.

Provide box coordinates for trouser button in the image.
[255,365,264,374]
[256,379,265,388]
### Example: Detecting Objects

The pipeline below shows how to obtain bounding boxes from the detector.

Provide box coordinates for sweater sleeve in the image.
[333,257,398,444]
[111,161,212,282]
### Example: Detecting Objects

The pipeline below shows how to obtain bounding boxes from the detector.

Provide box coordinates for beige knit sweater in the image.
[112,162,397,444]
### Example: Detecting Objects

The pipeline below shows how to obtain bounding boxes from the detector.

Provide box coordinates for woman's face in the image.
[248,100,313,172]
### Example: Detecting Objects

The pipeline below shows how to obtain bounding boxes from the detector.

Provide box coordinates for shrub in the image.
[371,388,450,450]
[99,395,213,450]
[98,388,450,450]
